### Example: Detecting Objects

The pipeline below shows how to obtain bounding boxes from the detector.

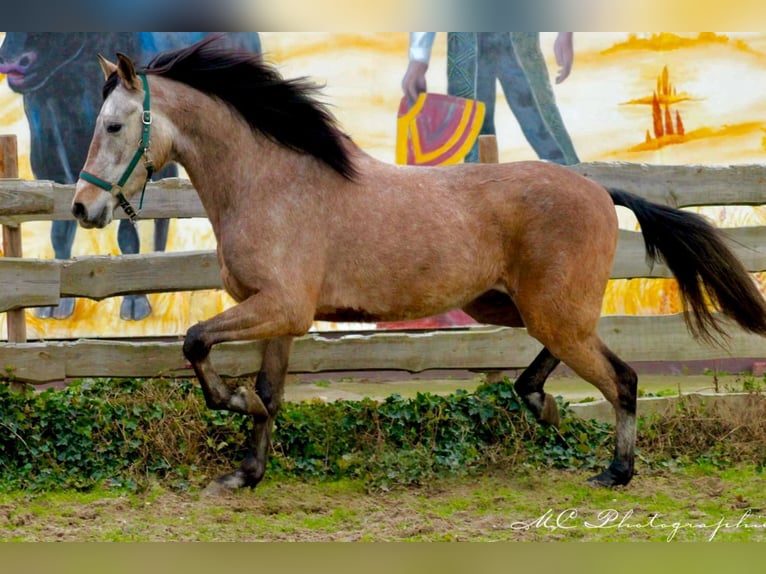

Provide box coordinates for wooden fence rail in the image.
[2,162,766,225]
[1,315,764,384]
[1,159,765,384]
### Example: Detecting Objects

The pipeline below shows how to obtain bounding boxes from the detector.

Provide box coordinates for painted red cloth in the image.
[378,309,476,330]
[396,93,485,166]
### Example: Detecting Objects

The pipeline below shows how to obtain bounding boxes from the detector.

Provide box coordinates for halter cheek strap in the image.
[79,73,154,225]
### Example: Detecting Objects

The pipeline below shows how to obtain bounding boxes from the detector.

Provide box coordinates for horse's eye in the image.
[106,123,123,134]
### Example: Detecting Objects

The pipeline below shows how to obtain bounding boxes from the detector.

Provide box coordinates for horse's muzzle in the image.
[71,201,111,229]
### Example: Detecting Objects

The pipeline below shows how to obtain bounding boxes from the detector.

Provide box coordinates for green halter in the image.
[79,73,154,225]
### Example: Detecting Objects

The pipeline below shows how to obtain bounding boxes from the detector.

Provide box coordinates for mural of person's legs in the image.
[446,32,481,163]
[471,33,502,161]
[447,32,477,100]
[477,33,577,165]
[508,32,579,165]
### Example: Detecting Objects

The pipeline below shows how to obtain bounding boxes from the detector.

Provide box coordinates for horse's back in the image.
[458,160,617,238]
[412,159,618,244]
[482,160,618,259]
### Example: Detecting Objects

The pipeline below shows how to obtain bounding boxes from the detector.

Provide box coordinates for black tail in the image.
[609,188,766,343]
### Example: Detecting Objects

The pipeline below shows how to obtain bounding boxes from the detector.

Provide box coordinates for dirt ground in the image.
[4,370,762,542]
[2,466,764,542]
[284,371,743,403]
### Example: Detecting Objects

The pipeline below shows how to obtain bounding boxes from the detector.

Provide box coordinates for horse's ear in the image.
[97,54,118,81]
[115,52,140,90]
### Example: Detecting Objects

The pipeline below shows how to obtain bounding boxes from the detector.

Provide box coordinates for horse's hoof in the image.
[202,469,248,496]
[120,295,152,321]
[36,298,75,320]
[201,480,235,497]
[587,467,633,487]
[540,393,560,427]
[230,386,269,418]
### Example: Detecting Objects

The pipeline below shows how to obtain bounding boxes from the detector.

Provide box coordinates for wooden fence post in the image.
[0,135,27,391]
[478,134,499,165]
[476,135,506,384]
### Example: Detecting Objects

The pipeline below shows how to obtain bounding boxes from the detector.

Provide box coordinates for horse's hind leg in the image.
[588,346,638,486]
[206,336,293,494]
[463,290,561,426]
[513,347,561,426]
[497,271,637,485]
[538,331,638,486]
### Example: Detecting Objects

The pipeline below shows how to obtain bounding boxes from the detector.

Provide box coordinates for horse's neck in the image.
[164,90,339,231]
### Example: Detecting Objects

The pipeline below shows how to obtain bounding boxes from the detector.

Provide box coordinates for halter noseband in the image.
[79,73,154,225]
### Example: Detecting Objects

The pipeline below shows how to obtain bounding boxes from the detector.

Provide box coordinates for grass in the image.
[2,371,764,542]
[287,372,755,403]
[1,464,763,541]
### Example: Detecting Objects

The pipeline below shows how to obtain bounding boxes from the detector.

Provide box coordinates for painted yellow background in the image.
[1,32,765,338]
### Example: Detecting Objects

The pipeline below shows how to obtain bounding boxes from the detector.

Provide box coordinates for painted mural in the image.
[0,32,764,339]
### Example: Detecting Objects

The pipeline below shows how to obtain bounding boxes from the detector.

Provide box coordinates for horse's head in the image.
[73,53,163,229]
[0,33,87,93]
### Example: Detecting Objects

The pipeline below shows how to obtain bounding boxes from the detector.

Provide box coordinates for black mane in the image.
[105,35,357,179]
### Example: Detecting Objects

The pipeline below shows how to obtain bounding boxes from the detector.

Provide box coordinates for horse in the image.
[0,32,261,320]
[71,37,766,491]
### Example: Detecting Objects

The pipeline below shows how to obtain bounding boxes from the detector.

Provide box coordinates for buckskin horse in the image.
[71,37,766,492]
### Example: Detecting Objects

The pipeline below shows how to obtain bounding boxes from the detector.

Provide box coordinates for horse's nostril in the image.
[72,202,86,219]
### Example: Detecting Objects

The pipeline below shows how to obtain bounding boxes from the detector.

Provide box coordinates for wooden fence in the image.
[1,138,765,385]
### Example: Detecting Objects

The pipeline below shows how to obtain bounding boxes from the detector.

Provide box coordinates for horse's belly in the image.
[316,276,495,323]
[314,308,385,323]
[314,306,446,323]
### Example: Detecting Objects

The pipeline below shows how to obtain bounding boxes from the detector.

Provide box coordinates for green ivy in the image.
[0,377,619,492]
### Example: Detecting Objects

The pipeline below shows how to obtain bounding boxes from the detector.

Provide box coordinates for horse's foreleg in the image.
[183,324,270,418]
[183,291,310,418]
[185,291,304,494]
[208,336,293,493]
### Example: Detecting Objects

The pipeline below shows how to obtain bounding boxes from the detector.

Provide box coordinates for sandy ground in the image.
[2,468,763,542]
